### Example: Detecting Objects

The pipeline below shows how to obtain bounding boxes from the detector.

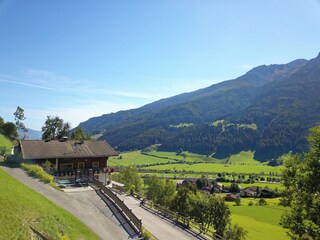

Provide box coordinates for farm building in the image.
[16,139,118,174]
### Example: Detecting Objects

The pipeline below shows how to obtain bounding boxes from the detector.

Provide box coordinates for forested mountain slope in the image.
[78,54,320,161]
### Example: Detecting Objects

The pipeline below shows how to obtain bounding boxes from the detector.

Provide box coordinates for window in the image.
[78,162,85,169]
[92,162,99,169]
[60,163,73,171]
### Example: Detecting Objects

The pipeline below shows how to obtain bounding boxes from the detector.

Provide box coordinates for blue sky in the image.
[0,0,320,131]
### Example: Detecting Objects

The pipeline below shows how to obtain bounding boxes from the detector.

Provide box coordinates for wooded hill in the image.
[79,53,320,161]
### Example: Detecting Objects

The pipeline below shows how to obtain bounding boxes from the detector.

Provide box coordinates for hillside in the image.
[0,168,99,239]
[0,133,12,155]
[17,128,42,140]
[78,54,320,161]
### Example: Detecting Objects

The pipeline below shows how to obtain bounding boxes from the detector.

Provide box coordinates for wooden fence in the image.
[91,179,142,234]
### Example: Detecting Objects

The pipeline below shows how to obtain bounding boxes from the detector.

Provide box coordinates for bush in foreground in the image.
[21,163,53,183]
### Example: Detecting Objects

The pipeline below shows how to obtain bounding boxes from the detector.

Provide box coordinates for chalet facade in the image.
[17,139,118,172]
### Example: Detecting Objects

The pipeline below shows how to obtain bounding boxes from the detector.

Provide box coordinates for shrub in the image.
[141,227,154,240]
[257,197,267,206]
[21,163,54,183]
[248,201,254,206]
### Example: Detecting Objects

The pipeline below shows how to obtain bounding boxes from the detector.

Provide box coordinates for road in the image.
[1,166,137,240]
[2,165,204,240]
[116,193,203,240]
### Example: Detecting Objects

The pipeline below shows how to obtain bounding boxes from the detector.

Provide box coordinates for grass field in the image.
[108,150,224,166]
[108,150,172,166]
[141,163,283,175]
[227,197,289,240]
[227,151,262,165]
[0,167,99,240]
[0,133,13,155]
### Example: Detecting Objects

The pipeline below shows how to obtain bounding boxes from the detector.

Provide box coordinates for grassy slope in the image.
[109,150,261,167]
[227,198,289,240]
[108,150,171,166]
[0,168,99,240]
[228,151,262,165]
[0,133,13,154]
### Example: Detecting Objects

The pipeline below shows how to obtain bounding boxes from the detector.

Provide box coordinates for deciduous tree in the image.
[70,127,90,140]
[13,106,27,132]
[2,122,18,140]
[118,165,142,194]
[41,116,71,140]
[280,126,320,239]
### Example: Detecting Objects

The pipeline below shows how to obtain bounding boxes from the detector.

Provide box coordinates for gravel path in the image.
[1,166,137,240]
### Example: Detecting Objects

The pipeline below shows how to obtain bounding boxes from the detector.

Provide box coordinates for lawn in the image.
[0,167,99,240]
[227,198,289,240]
[0,133,13,155]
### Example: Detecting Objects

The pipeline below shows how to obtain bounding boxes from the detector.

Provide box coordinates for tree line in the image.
[116,165,247,239]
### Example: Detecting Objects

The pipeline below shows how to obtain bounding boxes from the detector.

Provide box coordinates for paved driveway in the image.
[1,166,136,240]
[116,193,203,240]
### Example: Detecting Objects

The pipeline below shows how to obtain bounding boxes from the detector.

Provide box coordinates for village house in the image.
[16,139,118,181]
[241,188,257,197]
[224,193,238,202]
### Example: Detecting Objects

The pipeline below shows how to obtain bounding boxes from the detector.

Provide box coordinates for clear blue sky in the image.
[0,0,320,131]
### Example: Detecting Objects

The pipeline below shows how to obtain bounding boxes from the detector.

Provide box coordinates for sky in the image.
[0,0,320,131]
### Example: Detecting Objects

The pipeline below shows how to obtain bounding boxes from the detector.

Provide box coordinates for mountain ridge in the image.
[78,54,319,161]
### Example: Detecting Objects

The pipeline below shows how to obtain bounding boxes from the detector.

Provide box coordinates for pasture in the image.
[227,197,289,240]
[141,163,283,175]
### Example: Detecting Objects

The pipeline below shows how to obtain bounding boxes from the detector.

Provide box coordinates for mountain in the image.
[18,128,42,140]
[78,54,320,161]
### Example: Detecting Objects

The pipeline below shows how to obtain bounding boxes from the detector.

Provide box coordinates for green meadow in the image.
[108,150,171,166]
[141,163,283,175]
[227,197,289,240]
[109,150,284,176]
[0,167,99,240]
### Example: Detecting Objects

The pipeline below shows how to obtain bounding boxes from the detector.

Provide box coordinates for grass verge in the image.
[0,167,99,239]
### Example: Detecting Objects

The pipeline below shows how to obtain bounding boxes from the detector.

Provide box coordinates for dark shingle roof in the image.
[20,140,118,160]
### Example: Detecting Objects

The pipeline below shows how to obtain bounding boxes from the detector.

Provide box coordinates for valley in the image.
[109,149,289,240]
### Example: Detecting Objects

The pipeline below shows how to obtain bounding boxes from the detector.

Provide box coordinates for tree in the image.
[224,224,247,240]
[14,106,27,132]
[145,175,164,204]
[229,183,240,193]
[196,175,209,189]
[2,122,18,140]
[162,179,176,207]
[70,127,91,140]
[118,165,142,194]
[207,196,231,236]
[41,116,71,140]
[188,193,210,230]
[280,126,320,239]
[0,117,4,130]
[145,176,176,207]
[171,184,196,217]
